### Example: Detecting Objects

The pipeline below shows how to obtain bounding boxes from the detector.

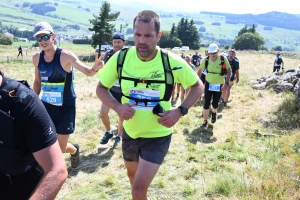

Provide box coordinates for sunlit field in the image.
[1,44,300,199]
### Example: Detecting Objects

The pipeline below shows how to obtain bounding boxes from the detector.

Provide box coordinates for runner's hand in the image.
[157,109,181,128]
[94,53,105,71]
[116,103,136,120]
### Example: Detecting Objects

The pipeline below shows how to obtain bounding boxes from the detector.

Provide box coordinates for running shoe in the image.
[211,112,216,123]
[71,144,80,168]
[100,131,113,144]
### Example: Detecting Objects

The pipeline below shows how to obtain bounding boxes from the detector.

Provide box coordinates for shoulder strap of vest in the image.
[117,48,174,103]
[160,48,173,101]
[205,56,210,70]
[0,78,30,113]
[205,55,226,75]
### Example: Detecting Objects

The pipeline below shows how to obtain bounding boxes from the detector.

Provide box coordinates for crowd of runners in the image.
[3,7,278,199]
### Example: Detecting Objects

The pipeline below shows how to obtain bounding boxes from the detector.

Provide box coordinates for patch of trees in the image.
[211,22,221,26]
[89,1,119,48]
[158,18,200,50]
[232,25,265,50]
[263,26,273,31]
[201,11,300,31]
[272,46,282,51]
[30,2,56,15]
[0,30,13,45]
[22,2,30,7]
[194,21,204,25]
[3,26,34,39]
[84,8,90,12]
[199,26,206,32]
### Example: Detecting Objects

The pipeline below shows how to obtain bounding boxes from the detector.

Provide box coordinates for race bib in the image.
[208,84,221,92]
[128,88,160,110]
[41,92,62,106]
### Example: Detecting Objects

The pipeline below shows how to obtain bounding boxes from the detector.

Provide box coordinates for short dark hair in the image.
[133,10,160,35]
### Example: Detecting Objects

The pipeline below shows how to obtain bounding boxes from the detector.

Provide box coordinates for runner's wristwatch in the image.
[178,106,188,116]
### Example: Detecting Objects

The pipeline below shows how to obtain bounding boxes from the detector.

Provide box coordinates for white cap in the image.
[33,22,54,37]
[208,43,219,53]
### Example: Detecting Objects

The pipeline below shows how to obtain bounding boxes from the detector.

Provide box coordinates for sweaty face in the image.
[133,20,161,61]
[113,39,125,52]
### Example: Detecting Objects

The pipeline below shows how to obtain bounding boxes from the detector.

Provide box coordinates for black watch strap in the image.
[178,106,188,116]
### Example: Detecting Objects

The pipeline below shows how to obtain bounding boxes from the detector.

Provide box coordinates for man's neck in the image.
[43,46,57,57]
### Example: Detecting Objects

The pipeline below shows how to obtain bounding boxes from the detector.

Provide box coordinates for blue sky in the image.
[109,0,300,14]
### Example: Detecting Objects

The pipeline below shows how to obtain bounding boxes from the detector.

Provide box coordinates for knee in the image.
[100,111,108,118]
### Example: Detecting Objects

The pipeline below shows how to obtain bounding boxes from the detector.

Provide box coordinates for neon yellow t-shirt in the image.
[200,55,231,84]
[98,47,198,139]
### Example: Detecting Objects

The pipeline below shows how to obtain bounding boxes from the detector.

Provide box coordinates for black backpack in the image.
[117,48,179,105]
[276,57,282,65]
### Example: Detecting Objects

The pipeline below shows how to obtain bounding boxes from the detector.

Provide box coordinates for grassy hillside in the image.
[1,0,300,50]
[1,45,300,199]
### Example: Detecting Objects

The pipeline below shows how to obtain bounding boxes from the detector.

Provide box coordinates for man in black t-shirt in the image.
[221,49,240,106]
[99,32,126,146]
[0,71,67,200]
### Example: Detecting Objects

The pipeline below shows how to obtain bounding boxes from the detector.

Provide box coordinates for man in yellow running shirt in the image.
[96,10,203,200]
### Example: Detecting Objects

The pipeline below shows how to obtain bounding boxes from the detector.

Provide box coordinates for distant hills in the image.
[201,11,300,31]
[0,0,300,51]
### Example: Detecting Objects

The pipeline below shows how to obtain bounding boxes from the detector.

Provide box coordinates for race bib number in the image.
[208,84,221,92]
[128,88,160,110]
[41,92,62,106]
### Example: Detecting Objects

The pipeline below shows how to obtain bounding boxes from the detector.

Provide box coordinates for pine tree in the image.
[88,1,120,49]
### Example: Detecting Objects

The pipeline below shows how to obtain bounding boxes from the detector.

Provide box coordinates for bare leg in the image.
[57,134,76,154]
[125,158,160,200]
[203,109,209,121]
[100,103,111,131]
[117,117,124,137]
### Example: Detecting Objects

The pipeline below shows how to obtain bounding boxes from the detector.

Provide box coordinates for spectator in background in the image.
[273,52,284,72]
[99,32,126,146]
[221,49,239,107]
[17,45,23,58]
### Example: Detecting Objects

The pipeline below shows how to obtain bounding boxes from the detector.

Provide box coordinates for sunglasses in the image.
[209,52,218,55]
[36,34,52,42]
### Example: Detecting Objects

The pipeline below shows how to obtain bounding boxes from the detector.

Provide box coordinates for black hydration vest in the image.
[117,48,180,106]
[0,75,36,176]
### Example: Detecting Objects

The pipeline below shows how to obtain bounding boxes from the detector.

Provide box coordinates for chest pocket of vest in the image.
[0,109,15,149]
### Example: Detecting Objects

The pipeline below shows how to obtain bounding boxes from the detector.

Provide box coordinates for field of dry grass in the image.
[1,47,300,199]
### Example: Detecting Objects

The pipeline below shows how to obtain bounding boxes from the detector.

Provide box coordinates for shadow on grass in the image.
[68,140,120,176]
[186,125,217,144]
